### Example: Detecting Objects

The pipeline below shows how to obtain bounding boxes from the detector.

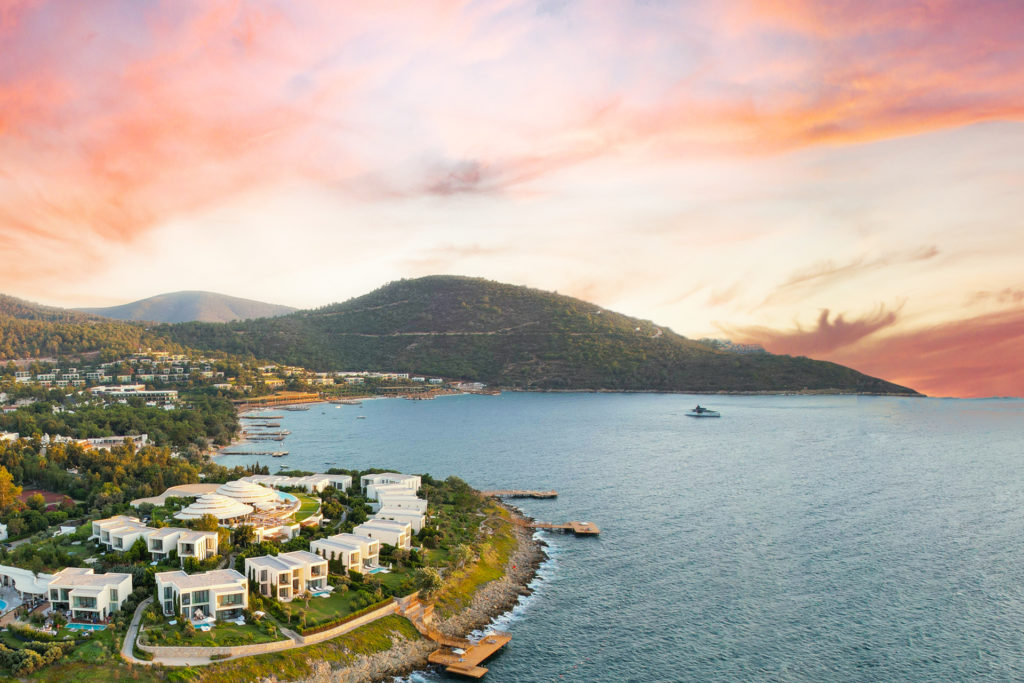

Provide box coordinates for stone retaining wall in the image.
[137,634,295,658]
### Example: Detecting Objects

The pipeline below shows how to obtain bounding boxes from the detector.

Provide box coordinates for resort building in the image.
[48,568,132,623]
[146,527,184,561]
[241,473,352,493]
[374,492,428,514]
[91,515,151,551]
[90,516,220,564]
[156,569,248,621]
[77,434,149,451]
[244,550,328,602]
[310,533,380,573]
[354,519,413,550]
[360,472,421,496]
[174,493,253,523]
[374,506,426,532]
[215,480,280,507]
[176,530,220,562]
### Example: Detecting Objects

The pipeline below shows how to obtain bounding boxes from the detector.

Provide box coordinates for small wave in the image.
[465,532,561,639]
[391,672,442,683]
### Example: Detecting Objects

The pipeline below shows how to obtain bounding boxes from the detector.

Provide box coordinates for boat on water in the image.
[686,405,721,418]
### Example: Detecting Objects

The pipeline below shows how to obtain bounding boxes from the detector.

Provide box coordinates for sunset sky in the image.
[2,1,1022,397]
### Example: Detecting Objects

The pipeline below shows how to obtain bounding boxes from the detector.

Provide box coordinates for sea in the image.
[217,393,1024,682]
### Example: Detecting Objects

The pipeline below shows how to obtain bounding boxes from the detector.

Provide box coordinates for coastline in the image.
[293,501,547,683]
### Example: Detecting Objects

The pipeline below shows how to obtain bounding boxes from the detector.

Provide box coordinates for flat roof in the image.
[51,568,130,587]
[156,569,245,590]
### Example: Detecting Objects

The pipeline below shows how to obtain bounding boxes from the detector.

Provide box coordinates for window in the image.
[109,589,118,602]
[192,590,209,604]
[260,570,267,581]
[217,593,243,607]
[182,594,190,605]
[163,587,172,600]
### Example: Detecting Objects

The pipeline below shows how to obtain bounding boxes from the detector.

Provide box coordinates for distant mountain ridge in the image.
[78,291,296,323]
[163,275,920,394]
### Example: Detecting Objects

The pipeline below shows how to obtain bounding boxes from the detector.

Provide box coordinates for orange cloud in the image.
[724,305,900,356]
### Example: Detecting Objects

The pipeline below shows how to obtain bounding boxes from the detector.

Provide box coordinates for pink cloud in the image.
[827,307,1024,398]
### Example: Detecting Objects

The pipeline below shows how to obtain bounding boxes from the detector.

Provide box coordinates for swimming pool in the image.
[367,567,388,574]
[0,600,7,611]
[276,490,298,504]
[65,623,106,631]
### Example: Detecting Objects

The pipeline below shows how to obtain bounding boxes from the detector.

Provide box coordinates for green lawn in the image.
[378,568,416,595]
[142,620,285,647]
[293,493,321,522]
[278,588,366,627]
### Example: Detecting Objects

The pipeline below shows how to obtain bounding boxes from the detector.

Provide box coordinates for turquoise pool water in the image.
[0,600,7,611]
[276,490,298,504]
[66,623,106,631]
[367,567,386,574]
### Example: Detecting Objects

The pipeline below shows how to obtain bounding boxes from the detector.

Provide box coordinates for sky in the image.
[1,1,1023,398]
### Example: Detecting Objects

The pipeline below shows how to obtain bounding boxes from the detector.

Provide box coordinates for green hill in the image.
[78,290,296,323]
[163,276,919,394]
[0,294,165,360]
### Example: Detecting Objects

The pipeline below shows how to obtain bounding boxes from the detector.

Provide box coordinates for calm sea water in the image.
[219,393,1024,682]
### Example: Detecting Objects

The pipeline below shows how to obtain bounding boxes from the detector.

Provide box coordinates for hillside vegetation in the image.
[0,295,177,360]
[164,276,918,394]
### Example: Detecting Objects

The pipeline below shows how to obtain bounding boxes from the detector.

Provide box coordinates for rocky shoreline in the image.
[293,503,548,683]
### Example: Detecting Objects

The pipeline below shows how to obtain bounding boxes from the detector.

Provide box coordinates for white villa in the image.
[374,492,428,514]
[244,550,328,602]
[374,506,425,532]
[156,569,248,621]
[354,519,413,550]
[241,473,352,493]
[361,472,421,497]
[310,533,380,573]
[48,568,132,623]
[176,529,220,561]
[92,515,152,552]
[91,515,219,563]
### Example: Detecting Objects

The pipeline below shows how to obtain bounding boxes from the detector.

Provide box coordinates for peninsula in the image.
[0,438,549,682]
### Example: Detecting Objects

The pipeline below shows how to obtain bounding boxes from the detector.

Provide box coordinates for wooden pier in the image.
[481,490,557,499]
[427,633,512,678]
[399,595,511,679]
[219,450,289,457]
[514,518,600,535]
[241,414,283,419]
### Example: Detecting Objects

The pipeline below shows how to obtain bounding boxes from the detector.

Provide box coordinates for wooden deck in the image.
[427,633,512,679]
[480,489,557,499]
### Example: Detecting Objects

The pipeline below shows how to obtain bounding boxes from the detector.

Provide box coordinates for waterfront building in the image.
[360,472,421,496]
[156,569,247,620]
[375,493,428,514]
[241,473,352,493]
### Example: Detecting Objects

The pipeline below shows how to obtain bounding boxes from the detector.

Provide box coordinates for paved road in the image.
[121,596,155,666]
